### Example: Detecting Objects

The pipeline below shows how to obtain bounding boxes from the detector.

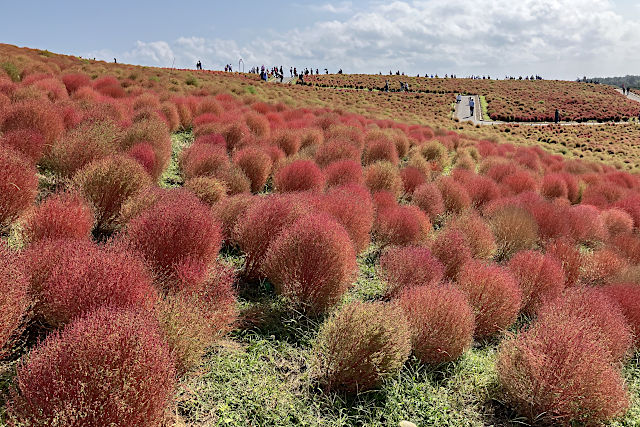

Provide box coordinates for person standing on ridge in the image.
[555,109,560,124]
[469,97,475,118]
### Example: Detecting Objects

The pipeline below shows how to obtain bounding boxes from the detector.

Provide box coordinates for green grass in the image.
[160,131,192,188]
[479,95,491,121]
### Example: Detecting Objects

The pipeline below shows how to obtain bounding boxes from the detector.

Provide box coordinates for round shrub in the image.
[602,208,634,236]
[378,246,444,297]
[536,287,633,362]
[581,248,628,287]
[497,316,630,425]
[233,194,309,278]
[314,139,361,168]
[611,232,640,264]
[364,161,403,197]
[603,283,640,347]
[430,229,473,280]
[271,129,301,156]
[44,119,119,177]
[158,261,237,374]
[541,173,569,199]
[1,100,64,146]
[545,237,583,287]
[21,192,93,244]
[375,205,431,247]
[73,155,151,233]
[398,285,474,364]
[446,213,496,259]
[25,239,157,327]
[233,147,273,193]
[274,159,325,193]
[315,301,411,393]
[0,243,29,358]
[324,159,364,188]
[184,176,227,206]
[0,129,46,164]
[217,163,252,195]
[487,204,538,260]
[400,166,428,195]
[319,184,374,253]
[125,192,222,281]
[0,146,38,229]
[180,143,229,180]
[437,177,472,214]
[363,138,399,166]
[456,260,522,338]
[61,73,91,93]
[567,204,608,245]
[262,214,356,314]
[212,193,255,242]
[8,307,176,427]
[127,142,156,176]
[412,182,445,222]
[508,250,565,315]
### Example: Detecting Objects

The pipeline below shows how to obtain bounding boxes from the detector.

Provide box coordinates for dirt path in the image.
[456,93,639,127]
[616,88,640,104]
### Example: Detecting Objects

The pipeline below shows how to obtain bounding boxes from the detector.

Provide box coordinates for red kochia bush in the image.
[431,229,473,280]
[126,192,222,280]
[61,73,91,93]
[567,204,608,244]
[314,139,361,167]
[315,301,411,393]
[212,194,255,242]
[233,194,309,278]
[25,239,157,327]
[8,307,176,427]
[0,146,38,228]
[21,192,93,244]
[437,177,472,214]
[398,285,474,364]
[319,184,374,253]
[536,287,633,362]
[378,246,444,297]
[545,237,583,287]
[180,143,229,180]
[1,100,64,145]
[127,142,157,176]
[274,159,325,193]
[364,161,403,197]
[363,138,399,165]
[262,214,356,314]
[602,208,634,236]
[456,260,522,338]
[446,213,497,259]
[412,182,445,222]
[0,129,46,164]
[73,155,151,233]
[497,316,630,425]
[233,147,273,193]
[375,205,431,247]
[603,283,640,347]
[400,166,428,195]
[324,159,364,188]
[0,243,29,358]
[508,250,565,315]
[581,248,628,287]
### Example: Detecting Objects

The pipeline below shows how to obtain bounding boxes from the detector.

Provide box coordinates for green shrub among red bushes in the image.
[315,301,411,393]
[262,213,356,314]
[73,154,151,234]
[398,285,474,364]
[8,307,176,427]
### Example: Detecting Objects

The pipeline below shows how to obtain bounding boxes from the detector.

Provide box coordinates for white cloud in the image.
[103,0,640,79]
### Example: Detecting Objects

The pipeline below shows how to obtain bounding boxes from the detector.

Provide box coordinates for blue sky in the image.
[2,0,639,80]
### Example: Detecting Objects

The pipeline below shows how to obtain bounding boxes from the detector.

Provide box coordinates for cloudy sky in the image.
[2,0,639,80]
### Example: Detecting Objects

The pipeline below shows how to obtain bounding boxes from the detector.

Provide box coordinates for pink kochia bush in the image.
[125,191,222,283]
[375,205,431,247]
[0,146,38,228]
[603,283,640,347]
[8,307,176,427]
[20,192,93,244]
[24,239,157,327]
[315,301,411,393]
[274,159,325,193]
[497,315,630,425]
[507,250,565,315]
[0,243,29,358]
[378,246,444,297]
[234,194,308,279]
[262,213,357,314]
[398,285,474,364]
[456,260,522,339]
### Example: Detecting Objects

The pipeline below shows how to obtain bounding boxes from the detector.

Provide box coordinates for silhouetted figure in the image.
[114,58,117,63]
[469,97,475,117]
[555,109,560,124]
[384,80,389,92]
